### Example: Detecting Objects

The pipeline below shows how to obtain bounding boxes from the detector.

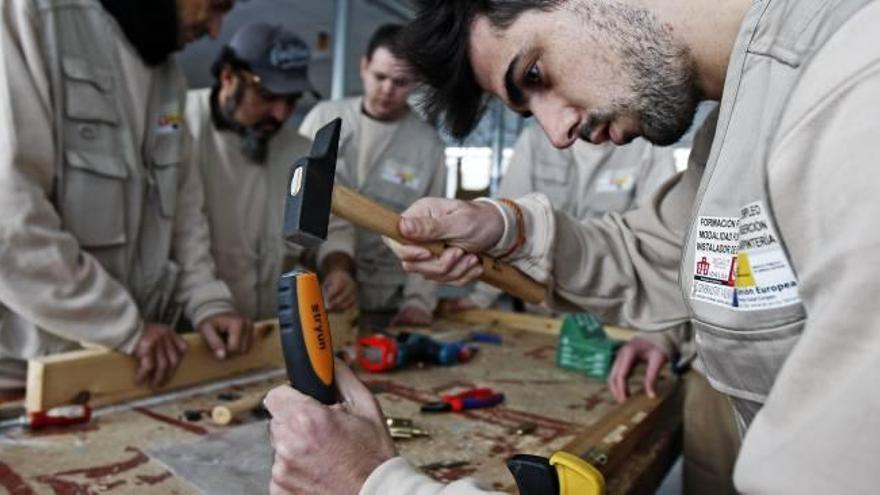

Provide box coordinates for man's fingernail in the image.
[217,350,226,359]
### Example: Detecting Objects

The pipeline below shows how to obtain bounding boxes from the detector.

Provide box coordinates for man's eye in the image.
[524,63,542,85]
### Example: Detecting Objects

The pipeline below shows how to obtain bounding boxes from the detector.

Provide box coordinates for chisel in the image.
[276,270,337,404]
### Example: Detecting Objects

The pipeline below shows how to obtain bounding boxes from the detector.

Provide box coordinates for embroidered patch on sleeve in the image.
[691,201,801,310]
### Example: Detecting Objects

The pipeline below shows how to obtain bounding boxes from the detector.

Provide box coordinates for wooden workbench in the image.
[0,311,681,494]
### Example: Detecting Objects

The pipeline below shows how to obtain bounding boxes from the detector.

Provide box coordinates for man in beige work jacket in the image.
[457,124,737,494]
[187,23,357,321]
[263,0,880,494]
[298,24,446,327]
[0,0,252,390]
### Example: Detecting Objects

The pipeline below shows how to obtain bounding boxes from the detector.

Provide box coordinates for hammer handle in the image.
[331,185,545,304]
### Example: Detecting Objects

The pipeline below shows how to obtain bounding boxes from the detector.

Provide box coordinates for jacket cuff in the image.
[360,457,500,495]
[115,318,145,355]
[360,458,441,495]
[190,300,236,328]
[467,283,501,309]
[317,214,357,269]
[184,280,236,326]
[478,195,556,284]
[633,331,678,359]
[401,296,432,314]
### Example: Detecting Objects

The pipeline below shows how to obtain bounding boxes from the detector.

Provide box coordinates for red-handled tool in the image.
[357,332,478,373]
[421,388,504,413]
[0,404,92,430]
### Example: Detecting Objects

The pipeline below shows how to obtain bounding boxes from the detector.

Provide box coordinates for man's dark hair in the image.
[210,46,252,81]
[401,0,566,138]
[366,23,406,60]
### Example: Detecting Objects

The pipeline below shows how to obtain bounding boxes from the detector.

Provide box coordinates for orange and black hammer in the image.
[283,118,545,304]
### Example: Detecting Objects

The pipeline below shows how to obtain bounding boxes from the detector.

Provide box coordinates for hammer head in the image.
[283,118,341,248]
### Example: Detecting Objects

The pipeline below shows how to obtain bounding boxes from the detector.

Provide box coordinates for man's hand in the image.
[197,312,254,360]
[390,198,504,286]
[389,304,432,327]
[265,361,397,495]
[607,337,669,404]
[133,323,188,387]
[323,269,358,312]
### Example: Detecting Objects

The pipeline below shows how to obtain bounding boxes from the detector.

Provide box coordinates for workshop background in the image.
[177,0,711,201]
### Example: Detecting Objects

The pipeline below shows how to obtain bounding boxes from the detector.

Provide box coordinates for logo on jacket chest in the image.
[379,161,424,191]
[157,104,184,135]
[593,168,636,193]
[691,201,801,311]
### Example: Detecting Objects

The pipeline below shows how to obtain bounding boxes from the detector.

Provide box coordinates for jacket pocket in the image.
[61,57,120,152]
[62,149,128,248]
[62,56,116,123]
[693,317,804,406]
[151,133,181,218]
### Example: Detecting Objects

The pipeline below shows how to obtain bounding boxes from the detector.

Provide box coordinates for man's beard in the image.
[215,83,283,164]
[573,1,702,146]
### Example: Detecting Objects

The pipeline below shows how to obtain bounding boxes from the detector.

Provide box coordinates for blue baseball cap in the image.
[228,22,318,96]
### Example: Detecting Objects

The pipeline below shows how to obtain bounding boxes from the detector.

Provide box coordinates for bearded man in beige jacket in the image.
[187,23,358,321]
[263,0,880,494]
[0,0,253,390]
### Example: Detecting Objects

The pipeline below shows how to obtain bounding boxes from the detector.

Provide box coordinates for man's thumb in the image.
[399,215,445,242]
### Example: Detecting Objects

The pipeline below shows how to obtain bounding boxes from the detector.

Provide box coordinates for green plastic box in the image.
[556,312,621,379]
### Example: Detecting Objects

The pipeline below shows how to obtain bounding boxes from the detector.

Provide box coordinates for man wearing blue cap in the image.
[186,23,358,320]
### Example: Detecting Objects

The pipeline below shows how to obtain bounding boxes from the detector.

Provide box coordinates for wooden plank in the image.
[25,307,361,413]
[606,415,682,495]
[26,321,283,412]
[563,380,682,479]
[327,306,359,347]
[441,308,636,341]
[441,308,561,334]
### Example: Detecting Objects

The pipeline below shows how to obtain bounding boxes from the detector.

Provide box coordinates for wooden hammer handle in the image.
[331,185,545,304]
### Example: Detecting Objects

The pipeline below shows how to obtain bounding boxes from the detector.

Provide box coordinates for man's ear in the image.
[219,64,237,90]
[359,56,370,77]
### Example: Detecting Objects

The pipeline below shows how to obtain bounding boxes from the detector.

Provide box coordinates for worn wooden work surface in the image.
[0,317,679,494]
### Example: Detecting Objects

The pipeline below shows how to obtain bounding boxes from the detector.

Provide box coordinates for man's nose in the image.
[531,97,580,149]
[270,100,293,122]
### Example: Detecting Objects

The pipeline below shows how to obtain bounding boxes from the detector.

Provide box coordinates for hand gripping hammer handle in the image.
[331,185,546,304]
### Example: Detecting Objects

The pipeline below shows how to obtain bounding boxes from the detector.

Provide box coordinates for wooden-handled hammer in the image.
[282,118,545,304]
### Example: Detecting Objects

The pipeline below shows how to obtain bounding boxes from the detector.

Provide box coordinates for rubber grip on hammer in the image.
[277,270,337,405]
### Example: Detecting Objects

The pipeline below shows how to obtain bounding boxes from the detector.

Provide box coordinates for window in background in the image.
[445,147,513,199]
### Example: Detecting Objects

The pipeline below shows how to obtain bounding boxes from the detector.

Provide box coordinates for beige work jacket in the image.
[299,97,446,313]
[186,88,312,320]
[0,0,233,388]
[487,0,880,492]
[505,125,677,219]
